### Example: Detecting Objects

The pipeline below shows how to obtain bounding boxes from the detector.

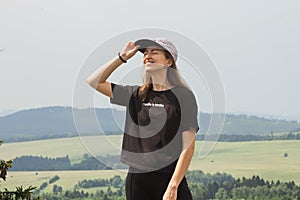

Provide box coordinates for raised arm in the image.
[86,41,139,97]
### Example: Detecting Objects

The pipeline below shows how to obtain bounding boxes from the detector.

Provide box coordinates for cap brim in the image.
[135,39,166,53]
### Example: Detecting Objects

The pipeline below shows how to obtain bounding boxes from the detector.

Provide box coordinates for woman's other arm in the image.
[86,41,139,97]
[163,129,196,200]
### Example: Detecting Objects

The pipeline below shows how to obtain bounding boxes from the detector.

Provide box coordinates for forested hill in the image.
[0,106,299,141]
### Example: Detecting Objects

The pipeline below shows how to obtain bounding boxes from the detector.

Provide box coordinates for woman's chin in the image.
[144,63,165,72]
[144,66,154,72]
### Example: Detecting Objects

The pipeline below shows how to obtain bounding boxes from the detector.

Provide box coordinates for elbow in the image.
[86,78,92,86]
[86,77,96,89]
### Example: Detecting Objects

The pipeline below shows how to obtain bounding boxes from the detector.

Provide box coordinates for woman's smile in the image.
[145,59,154,65]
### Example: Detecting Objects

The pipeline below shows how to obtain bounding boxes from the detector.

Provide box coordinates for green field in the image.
[191,140,300,184]
[0,136,123,164]
[1,136,300,192]
[3,170,127,193]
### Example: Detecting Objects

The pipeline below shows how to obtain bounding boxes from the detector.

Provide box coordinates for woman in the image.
[87,38,199,200]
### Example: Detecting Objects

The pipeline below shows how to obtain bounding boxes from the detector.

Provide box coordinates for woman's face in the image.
[143,46,171,72]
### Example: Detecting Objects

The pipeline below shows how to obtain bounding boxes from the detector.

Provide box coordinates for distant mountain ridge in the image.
[0,109,17,117]
[0,106,299,141]
[0,106,124,140]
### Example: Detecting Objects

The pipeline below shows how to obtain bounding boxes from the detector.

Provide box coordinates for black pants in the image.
[125,170,193,200]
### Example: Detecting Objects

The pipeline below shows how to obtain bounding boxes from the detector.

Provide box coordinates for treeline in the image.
[10,154,127,171]
[35,170,300,200]
[5,132,300,144]
[186,170,300,199]
[76,175,123,189]
[196,132,300,142]
[34,175,61,194]
[10,155,71,171]
[200,113,299,135]
[4,133,77,143]
[71,154,126,170]
[35,175,125,199]
[39,186,125,200]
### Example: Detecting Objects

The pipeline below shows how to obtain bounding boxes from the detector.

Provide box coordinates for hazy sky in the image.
[0,0,299,119]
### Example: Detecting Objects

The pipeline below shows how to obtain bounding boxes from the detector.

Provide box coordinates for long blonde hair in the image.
[139,51,189,101]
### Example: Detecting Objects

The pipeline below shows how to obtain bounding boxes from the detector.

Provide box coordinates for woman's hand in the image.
[163,185,178,200]
[120,41,140,61]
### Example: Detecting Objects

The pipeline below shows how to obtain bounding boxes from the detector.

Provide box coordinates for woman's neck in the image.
[150,71,172,91]
[152,83,172,91]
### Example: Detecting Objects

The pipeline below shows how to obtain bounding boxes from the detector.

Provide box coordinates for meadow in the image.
[1,136,300,192]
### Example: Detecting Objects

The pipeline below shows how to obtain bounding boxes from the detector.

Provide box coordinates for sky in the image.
[0,0,299,120]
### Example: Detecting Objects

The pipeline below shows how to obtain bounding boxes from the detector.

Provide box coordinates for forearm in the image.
[86,41,138,91]
[168,141,195,189]
[86,55,124,89]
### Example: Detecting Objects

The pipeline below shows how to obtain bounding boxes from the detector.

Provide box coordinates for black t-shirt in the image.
[110,83,199,173]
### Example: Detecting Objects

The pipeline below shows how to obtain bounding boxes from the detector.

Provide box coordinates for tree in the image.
[57,186,62,193]
[0,139,37,200]
[52,184,58,194]
[111,175,123,188]
[215,188,230,200]
[207,181,219,199]
[103,194,109,200]
[107,186,113,196]
[0,140,13,181]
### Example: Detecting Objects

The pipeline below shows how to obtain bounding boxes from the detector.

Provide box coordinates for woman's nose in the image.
[144,53,152,59]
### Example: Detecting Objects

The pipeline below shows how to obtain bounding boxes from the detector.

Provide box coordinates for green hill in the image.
[1,106,299,142]
[1,136,300,184]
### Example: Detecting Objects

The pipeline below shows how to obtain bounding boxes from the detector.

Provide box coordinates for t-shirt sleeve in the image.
[110,83,139,107]
[180,89,199,133]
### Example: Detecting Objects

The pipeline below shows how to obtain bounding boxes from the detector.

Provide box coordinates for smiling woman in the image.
[136,39,189,105]
[143,48,168,72]
[86,38,199,200]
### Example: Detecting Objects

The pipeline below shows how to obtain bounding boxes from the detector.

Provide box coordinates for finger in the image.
[128,45,140,54]
[126,41,133,47]
[128,41,135,48]
[134,44,140,49]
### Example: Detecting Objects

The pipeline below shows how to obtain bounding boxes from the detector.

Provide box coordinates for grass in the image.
[3,170,127,193]
[1,136,300,193]
[0,135,122,164]
[191,140,300,184]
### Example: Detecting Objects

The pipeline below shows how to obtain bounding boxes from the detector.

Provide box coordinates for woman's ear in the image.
[167,58,173,67]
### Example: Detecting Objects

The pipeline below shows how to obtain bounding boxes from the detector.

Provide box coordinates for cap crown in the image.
[135,38,178,62]
[153,38,178,62]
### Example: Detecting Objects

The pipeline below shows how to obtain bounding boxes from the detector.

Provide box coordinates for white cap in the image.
[135,38,178,62]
